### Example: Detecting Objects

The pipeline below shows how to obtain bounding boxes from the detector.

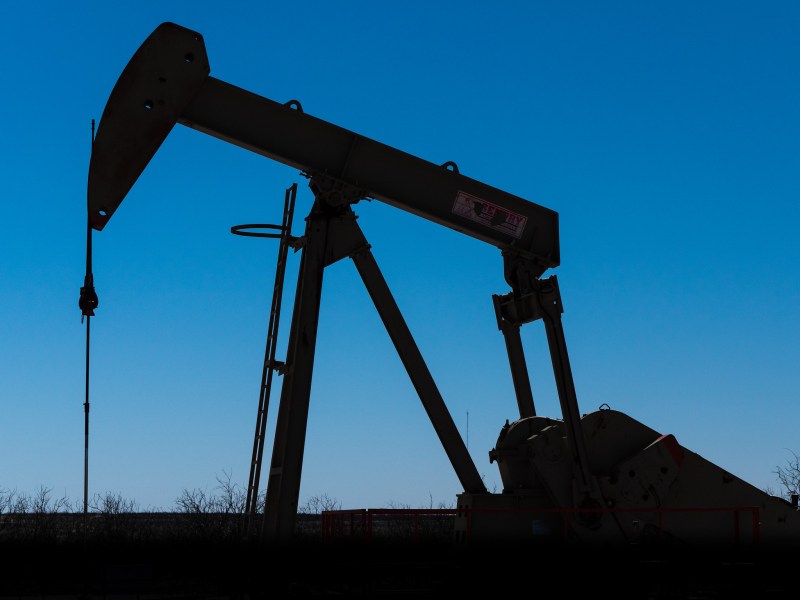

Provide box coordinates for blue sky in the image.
[1,1,798,511]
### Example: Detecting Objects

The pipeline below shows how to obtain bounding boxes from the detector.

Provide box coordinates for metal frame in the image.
[261,187,485,540]
[85,21,601,542]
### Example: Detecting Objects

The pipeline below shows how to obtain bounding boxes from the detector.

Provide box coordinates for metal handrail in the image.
[321,505,761,546]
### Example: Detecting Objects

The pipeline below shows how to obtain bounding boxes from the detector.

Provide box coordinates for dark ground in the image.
[0,539,798,599]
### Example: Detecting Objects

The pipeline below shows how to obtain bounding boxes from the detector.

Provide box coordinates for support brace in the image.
[261,199,333,540]
[350,244,485,496]
[262,184,485,541]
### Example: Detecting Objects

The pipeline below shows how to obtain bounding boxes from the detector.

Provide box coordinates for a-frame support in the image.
[262,188,486,541]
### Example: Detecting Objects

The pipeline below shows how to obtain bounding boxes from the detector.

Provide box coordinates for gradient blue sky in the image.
[1,1,798,511]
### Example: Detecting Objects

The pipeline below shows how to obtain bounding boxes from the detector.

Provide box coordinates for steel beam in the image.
[536,277,594,495]
[87,23,559,277]
[261,201,331,541]
[348,230,487,495]
[492,294,537,419]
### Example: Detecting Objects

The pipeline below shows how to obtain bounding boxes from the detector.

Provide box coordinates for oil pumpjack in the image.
[87,22,800,549]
